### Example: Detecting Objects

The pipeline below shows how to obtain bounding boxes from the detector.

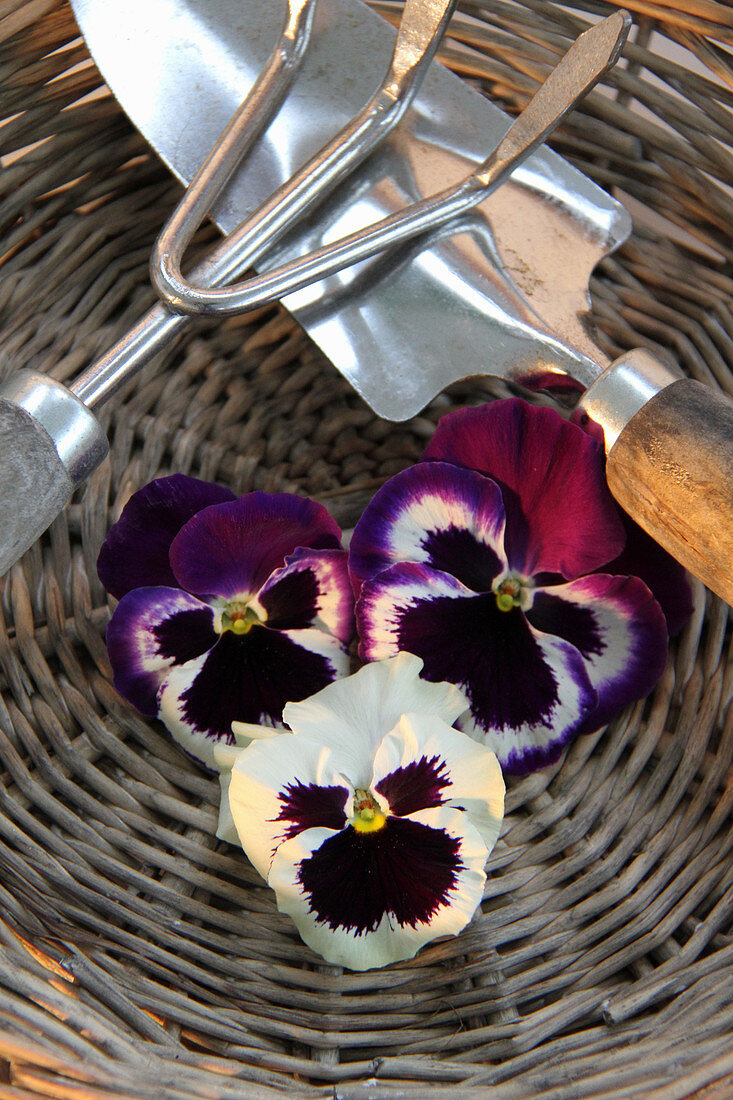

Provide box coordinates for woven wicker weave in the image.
[0,1,732,1096]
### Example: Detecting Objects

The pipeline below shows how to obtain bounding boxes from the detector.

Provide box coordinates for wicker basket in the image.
[0,1,731,1096]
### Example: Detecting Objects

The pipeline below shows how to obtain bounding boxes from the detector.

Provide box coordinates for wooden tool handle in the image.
[605,377,733,604]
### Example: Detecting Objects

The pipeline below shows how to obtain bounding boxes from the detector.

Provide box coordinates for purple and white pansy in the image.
[216,653,505,971]
[350,400,688,775]
[98,474,354,770]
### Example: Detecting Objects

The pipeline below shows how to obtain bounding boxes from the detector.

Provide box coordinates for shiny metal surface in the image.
[70,0,631,419]
[151,0,457,319]
[152,14,629,326]
[1,370,109,484]
[150,0,317,306]
[577,350,683,452]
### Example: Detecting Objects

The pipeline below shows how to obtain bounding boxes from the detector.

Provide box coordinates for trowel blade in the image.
[70,0,631,419]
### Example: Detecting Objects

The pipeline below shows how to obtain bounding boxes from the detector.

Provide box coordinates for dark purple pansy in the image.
[350,400,678,774]
[98,475,354,769]
[223,654,505,971]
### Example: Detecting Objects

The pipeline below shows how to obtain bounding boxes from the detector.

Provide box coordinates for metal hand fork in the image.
[152,11,629,329]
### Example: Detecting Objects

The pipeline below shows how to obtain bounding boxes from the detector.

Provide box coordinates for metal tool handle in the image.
[151,0,457,314]
[579,351,733,605]
[148,0,317,285]
[0,372,109,575]
[153,9,631,318]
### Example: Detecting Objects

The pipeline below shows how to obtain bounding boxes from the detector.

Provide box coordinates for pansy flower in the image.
[350,399,682,775]
[98,474,354,769]
[216,653,505,971]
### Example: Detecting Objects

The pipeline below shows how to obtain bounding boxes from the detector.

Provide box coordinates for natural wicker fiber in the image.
[0,1,731,1096]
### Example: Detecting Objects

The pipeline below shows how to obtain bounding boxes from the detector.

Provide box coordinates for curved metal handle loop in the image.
[148,0,317,305]
[150,0,458,315]
[151,9,630,320]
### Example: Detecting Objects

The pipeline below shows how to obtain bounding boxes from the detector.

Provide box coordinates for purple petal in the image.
[106,587,216,715]
[349,462,506,594]
[97,474,236,599]
[170,492,343,601]
[258,547,354,643]
[297,816,464,934]
[597,514,693,637]
[528,573,668,733]
[423,400,625,579]
[358,562,596,774]
[375,755,451,817]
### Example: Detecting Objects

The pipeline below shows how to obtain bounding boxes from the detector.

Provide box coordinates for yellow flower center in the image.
[220,600,263,635]
[350,789,387,834]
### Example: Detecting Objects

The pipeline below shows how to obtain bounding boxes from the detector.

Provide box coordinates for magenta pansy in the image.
[350,399,691,775]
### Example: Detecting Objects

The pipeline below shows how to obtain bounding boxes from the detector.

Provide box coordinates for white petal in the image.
[216,768,239,845]
[371,713,505,852]
[226,735,352,879]
[282,653,469,786]
[229,722,283,746]
[157,654,222,770]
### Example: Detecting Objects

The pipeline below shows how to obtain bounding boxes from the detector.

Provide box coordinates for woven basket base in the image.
[0,1,732,1096]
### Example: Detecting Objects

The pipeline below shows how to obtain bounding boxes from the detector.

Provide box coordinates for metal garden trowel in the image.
[1,0,731,604]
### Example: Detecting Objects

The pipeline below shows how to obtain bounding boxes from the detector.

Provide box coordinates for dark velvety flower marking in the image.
[527,592,603,660]
[153,608,219,665]
[259,567,320,631]
[421,527,502,592]
[298,817,464,934]
[275,780,349,840]
[376,756,451,816]
[180,628,336,741]
[395,591,562,732]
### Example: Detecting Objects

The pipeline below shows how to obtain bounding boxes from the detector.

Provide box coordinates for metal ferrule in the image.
[2,370,109,484]
[576,350,682,454]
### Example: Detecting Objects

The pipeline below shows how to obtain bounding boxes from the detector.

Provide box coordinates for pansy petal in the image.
[170,492,343,601]
[268,806,489,970]
[358,563,596,774]
[216,768,240,846]
[225,733,351,878]
[97,474,236,599]
[106,587,216,715]
[282,652,469,788]
[528,573,668,732]
[423,400,625,578]
[257,547,354,643]
[372,713,505,850]
[157,626,348,770]
[599,514,693,637]
[349,462,507,594]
